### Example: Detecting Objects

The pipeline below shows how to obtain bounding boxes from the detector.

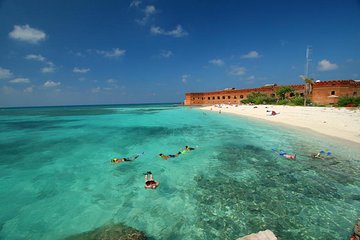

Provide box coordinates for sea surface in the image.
[0,104,359,240]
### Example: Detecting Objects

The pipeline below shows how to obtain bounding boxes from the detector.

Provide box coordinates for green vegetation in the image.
[336,96,360,107]
[241,91,308,106]
[240,92,276,105]
[275,86,294,100]
[300,76,314,106]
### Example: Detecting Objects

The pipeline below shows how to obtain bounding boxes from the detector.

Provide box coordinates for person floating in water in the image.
[185,146,195,151]
[350,218,360,240]
[111,152,144,163]
[159,152,181,160]
[144,171,160,189]
[283,153,296,160]
[272,149,295,160]
[311,150,332,160]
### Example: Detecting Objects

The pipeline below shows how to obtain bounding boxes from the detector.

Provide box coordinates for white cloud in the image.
[247,75,255,80]
[241,51,261,59]
[96,48,126,58]
[130,0,141,8]
[107,79,117,83]
[24,86,33,93]
[150,26,162,35]
[0,67,13,79]
[317,59,338,71]
[43,80,61,88]
[181,74,190,84]
[41,66,55,73]
[73,67,90,73]
[9,78,30,84]
[229,66,246,76]
[91,87,101,93]
[9,24,46,43]
[209,59,224,66]
[25,54,46,62]
[150,25,188,38]
[160,50,173,58]
[145,5,156,15]
[136,5,156,25]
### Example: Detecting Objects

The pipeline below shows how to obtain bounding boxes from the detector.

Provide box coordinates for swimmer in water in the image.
[111,152,144,163]
[283,154,296,160]
[185,146,195,151]
[159,152,181,160]
[144,171,160,189]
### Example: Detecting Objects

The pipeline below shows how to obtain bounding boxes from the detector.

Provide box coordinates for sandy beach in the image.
[201,105,360,144]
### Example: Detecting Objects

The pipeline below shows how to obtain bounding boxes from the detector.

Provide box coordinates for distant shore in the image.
[200,105,360,144]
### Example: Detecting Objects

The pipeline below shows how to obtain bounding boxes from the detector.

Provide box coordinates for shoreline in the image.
[200,105,360,144]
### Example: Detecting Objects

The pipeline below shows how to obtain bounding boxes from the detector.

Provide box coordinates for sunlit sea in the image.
[0,104,359,240]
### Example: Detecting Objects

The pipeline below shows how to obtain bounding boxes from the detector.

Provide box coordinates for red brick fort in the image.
[184,80,360,105]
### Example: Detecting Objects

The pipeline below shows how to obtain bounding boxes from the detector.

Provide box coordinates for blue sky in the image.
[0,0,360,107]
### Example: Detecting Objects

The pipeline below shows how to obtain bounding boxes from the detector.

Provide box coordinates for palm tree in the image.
[300,75,314,106]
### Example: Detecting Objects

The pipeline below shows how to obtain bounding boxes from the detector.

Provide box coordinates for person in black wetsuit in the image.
[111,152,144,163]
[159,152,181,160]
[185,146,195,151]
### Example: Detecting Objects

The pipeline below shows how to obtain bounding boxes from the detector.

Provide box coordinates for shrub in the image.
[337,96,360,107]
[242,92,276,105]
[277,99,289,105]
[289,96,307,106]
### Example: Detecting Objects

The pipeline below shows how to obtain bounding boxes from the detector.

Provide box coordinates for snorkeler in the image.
[159,152,181,160]
[283,154,296,160]
[111,152,144,163]
[350,218,360,240]
[144,171,160,189]
[311,150,332,160]
[185,146,195,151]
[272,149,296,160]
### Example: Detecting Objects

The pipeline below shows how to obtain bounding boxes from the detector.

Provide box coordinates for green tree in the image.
[276,86,295,101]
[300,76,314,106]
[337,96,360,107]
[241,92,276,104]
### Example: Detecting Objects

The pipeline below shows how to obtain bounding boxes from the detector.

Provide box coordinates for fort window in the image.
[300,93,304,97]
[228,96,231,99]
[234,96,237,99]
[208,97,210,100]
[289,93,295,97]
[331,91,336,95]
[212,97,215,100]
[271,93,275,97]
[202,97,204,100]
[192,97,195,100]
[222,96,225,99]
[217,96,220,99]
[240,95,244,99]
[353,92,357,96]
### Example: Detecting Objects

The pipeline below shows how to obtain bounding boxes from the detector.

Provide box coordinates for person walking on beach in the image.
[144,171,160,189]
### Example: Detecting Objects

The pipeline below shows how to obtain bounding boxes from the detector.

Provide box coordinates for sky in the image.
[0,0,360,107]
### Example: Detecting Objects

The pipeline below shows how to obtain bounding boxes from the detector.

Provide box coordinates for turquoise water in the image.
[0,104,359,240]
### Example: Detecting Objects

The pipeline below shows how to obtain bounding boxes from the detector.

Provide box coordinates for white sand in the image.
[201,105,360,144]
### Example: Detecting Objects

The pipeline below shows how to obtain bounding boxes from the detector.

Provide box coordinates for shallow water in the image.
[0,104,359,240]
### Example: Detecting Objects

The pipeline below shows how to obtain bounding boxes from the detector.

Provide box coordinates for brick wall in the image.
[184,80,360,105]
